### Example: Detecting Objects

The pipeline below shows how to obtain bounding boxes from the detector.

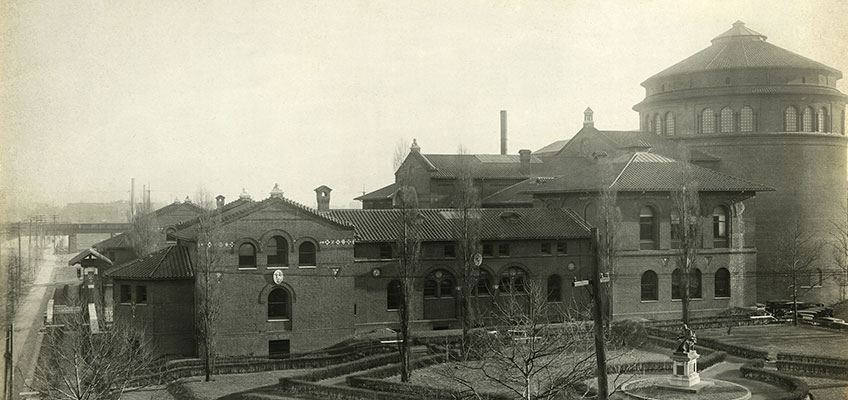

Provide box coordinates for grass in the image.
[700,324,848,358]
[177,369,313,400]
[389,345,671,397]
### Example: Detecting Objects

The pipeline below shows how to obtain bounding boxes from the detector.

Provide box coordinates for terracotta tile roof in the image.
[524,152,772,194]
[104,245,194,280]
[412,153,545,179]
[481,178,547,206]
[328,208,591,242]
[644,21,841,84]
[355,183,397,201]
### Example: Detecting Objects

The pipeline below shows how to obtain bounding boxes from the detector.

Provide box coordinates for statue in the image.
[675,323,697,353]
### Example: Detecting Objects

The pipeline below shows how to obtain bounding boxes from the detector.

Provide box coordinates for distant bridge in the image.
[3,222,132,251]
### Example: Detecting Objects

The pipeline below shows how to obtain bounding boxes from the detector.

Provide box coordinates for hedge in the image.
[279,378,421,400]
[649,315,772,330]
[740,361,809,400]
[776,360,848,380]
[647,328,768,359]
[295,352,400,382]
[778,353,848,367]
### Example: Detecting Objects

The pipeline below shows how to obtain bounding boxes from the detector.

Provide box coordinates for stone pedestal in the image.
[669,351,700,387]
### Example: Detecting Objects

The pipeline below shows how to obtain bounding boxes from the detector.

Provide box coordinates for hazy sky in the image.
[2,1,847,211]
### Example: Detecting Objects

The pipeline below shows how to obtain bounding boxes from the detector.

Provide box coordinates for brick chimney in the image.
[315,185,332,211]
[215,195,225,210]
[519,149,531,174]
[500,110,508,155]
[410,139,420,153]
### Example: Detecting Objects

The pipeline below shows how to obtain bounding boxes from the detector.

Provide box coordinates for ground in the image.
[700,324,848,358]
[177,369,312,400]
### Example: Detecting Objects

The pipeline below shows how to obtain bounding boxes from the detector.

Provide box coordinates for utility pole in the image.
[131,178,136,220]
[27,218,32,281]
[573,228,608,399]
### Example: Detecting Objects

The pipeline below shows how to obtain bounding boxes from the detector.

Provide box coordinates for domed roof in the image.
[643,21,841,85]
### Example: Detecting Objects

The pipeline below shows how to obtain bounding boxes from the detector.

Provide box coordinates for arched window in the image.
[647,115,653,132]
[785,106,798,131]
[165,227,177,242]
[424,269,455,298]
[670,210,681,250]
[720,107,734,133]
[672,268,702,299]
[641,270,658,301]
[655,114,663,136]
[665,112,675,136]
[715,268,731,298]
[547,275,562,302]
[266,236,288,266]
[298,241,316,266]
[387,280,402,310]
[639,206,658,250]
[268,288,290,320]
[691,268,702,299]
[701,109,715,134]
[499,267,527,294]
[475,269,493,296]
[802,107,814,132]
[818,108,828,132]
[238,243,256,268]
[712,206,729,248]
[740,106,754,132]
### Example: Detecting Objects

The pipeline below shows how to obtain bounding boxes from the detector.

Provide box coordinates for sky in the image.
[2,0,847,213]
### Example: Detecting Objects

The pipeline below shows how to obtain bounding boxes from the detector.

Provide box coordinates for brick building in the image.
[105,188,593,357]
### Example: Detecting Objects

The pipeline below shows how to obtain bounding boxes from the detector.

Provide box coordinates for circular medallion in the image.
[372,268,381,277]
[272,269,284,285]
[567,262,576,272]
[472,253,483,267]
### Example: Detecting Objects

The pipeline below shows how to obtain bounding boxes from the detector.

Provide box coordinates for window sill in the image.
[238,267,258,271]
[267,266,289,270]
[640,300,659,303]
[715,296,731,300]
[386,309,399,312]
[298,265,317,269]
[267,318,291,322]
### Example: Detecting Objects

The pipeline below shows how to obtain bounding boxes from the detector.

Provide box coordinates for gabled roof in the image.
[524,152,773,194]
[152,201,206,217]
[406,152,545,179]
[104,245,194,280]
[481,177,549,206]
[556,126,718,162]
[92,232,132,250]
[644,21,841,85]
[534,140,569,156]
[68,248,114,266]
[173,195,353,238]
[355,183,398,201]
[328,208,592,242]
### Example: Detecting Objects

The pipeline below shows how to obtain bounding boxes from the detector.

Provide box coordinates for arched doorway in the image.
[423,269,457,320]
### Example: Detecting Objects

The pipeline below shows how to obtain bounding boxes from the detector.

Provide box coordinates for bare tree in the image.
[454,147,481,357]
[771,222,823,326]
[456,281,596,400]
[394,183,422,383]
[128,212,160,259]
[31,306,159,400]
[669,159,702,325]
[193,187,216,210]
[193,210,226,382]
[830,206,848,302]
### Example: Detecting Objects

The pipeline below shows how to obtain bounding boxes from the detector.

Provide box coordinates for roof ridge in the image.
[610,153,638,188]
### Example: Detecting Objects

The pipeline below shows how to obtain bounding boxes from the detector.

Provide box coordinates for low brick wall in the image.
[776,353,848,380]
[346,376,513,400]
[740,361,809,400]
[295,352,400,382]
[649,315,772,330]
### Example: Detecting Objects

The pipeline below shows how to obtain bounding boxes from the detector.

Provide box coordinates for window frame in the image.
[714,268,731,298]
[712,206,730,249]
[267,287,291,321]
[665,112,675,136]
[119,284,132,304]
[547,274,562,302]
[135,285,148,305]
[266,236,289,267]
[785,106,798,132]
[498,243,510,257]
[640,270,658,302]
[701,108,716,134]
[720,107,734,133]
[740,106,754,132]
[386,280,402,311]
[238,242,257,269]
[639,206,658,250]
[298,241,317,267]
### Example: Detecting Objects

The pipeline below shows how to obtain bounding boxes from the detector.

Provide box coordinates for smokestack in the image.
[500,110,507,155]
[315,186,332,212]
[519,149,531,174]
